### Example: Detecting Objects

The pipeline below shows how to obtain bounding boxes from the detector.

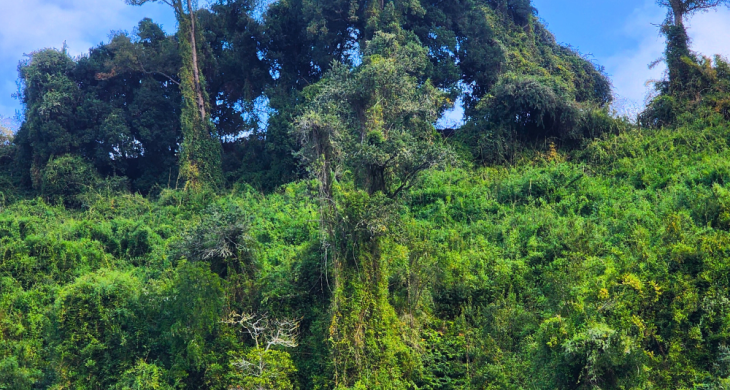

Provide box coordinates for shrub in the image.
[114,360,173,390]
[459,74,626,163]
[52,269,143,389]
[41,155,99,207]
[641,55,730,128]
[173,200,256,278]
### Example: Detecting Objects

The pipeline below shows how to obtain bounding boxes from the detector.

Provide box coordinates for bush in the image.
[639,94,678,128]
[459,74,626,163]
[228,349,297,390]
[173,201,256,278]
[52,269,143,389]
[641,55,730,128]
[0,355,40,390]
[40,155,99,207]
[114,360,173,390]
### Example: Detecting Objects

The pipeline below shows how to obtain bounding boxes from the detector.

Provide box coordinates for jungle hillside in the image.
[2,0,730,389]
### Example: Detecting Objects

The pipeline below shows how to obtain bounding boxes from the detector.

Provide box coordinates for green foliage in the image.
[173,201,255,278]
[6,118,730,388]
[114,360,174,390]
[297,32,453,197]
[123,0,224,191]
[0,355,39,390]
[176,16,224,191]
[11,0,614,193]
[14,48,79,187]
[52,269,143,388]
[460,73,626,163]
[229,349,297,390]
[642,55,730,128]
[8,1,730,390]
[295,31,454,388]
[40,155,100,207]
[642,0,730,129]
[14,22,182,193]
[417,325,470,389]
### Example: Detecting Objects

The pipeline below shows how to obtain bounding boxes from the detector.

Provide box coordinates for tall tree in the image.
[296,32,453,387]
[126,0,222,190]
[14,22,183,193]
[14,48,86,187]
[91,23,183,192]
[657,0,730,92]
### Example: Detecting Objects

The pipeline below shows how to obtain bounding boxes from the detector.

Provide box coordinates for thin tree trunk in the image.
[674,9,684,26]
[187,0,207,120]
[671,0,685,26]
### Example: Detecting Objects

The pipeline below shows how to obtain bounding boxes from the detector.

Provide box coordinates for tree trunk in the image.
[673,8,684,26]
[671,0,685,26]
[368,165,386,195]
[187,0,207,121]
[663,0,691,94]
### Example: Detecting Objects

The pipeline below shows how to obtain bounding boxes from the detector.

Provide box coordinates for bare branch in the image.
[658,0,730,25]
[224,312,300,380]
[223,312,300,351]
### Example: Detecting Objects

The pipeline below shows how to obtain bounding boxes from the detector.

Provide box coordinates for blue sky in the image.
[1,0,729,125]
[534,0,730,116]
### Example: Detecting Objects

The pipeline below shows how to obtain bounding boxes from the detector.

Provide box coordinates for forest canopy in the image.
[5,0,615,194]
[2,0,730,389]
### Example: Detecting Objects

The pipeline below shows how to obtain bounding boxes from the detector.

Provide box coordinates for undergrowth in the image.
[3,114,730,388]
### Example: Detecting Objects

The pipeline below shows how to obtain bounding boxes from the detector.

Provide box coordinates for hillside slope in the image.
[3,113,730,388]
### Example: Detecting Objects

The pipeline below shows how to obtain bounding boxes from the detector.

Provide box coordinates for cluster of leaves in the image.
[642,55,730,128]
[0,182,321,389]
[12,22,182,193]
[296,32,453,198]
[460,73,626,163]
[406,112,730,388]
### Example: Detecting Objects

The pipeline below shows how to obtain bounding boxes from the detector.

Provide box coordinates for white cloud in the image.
[603,1,666,111]
[687,8,730,61]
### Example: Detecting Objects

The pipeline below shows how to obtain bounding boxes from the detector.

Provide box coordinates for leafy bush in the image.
[642,55,730,128]
[460,74,627,163]
[40,155,99,207]
[52,269,143,389]
[173,201,255,278]
[114,360,173,390]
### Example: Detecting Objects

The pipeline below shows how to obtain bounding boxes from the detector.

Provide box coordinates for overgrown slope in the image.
[3,113,730,388]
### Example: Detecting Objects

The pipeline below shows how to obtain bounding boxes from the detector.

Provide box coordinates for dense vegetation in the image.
[1,0,730,389]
